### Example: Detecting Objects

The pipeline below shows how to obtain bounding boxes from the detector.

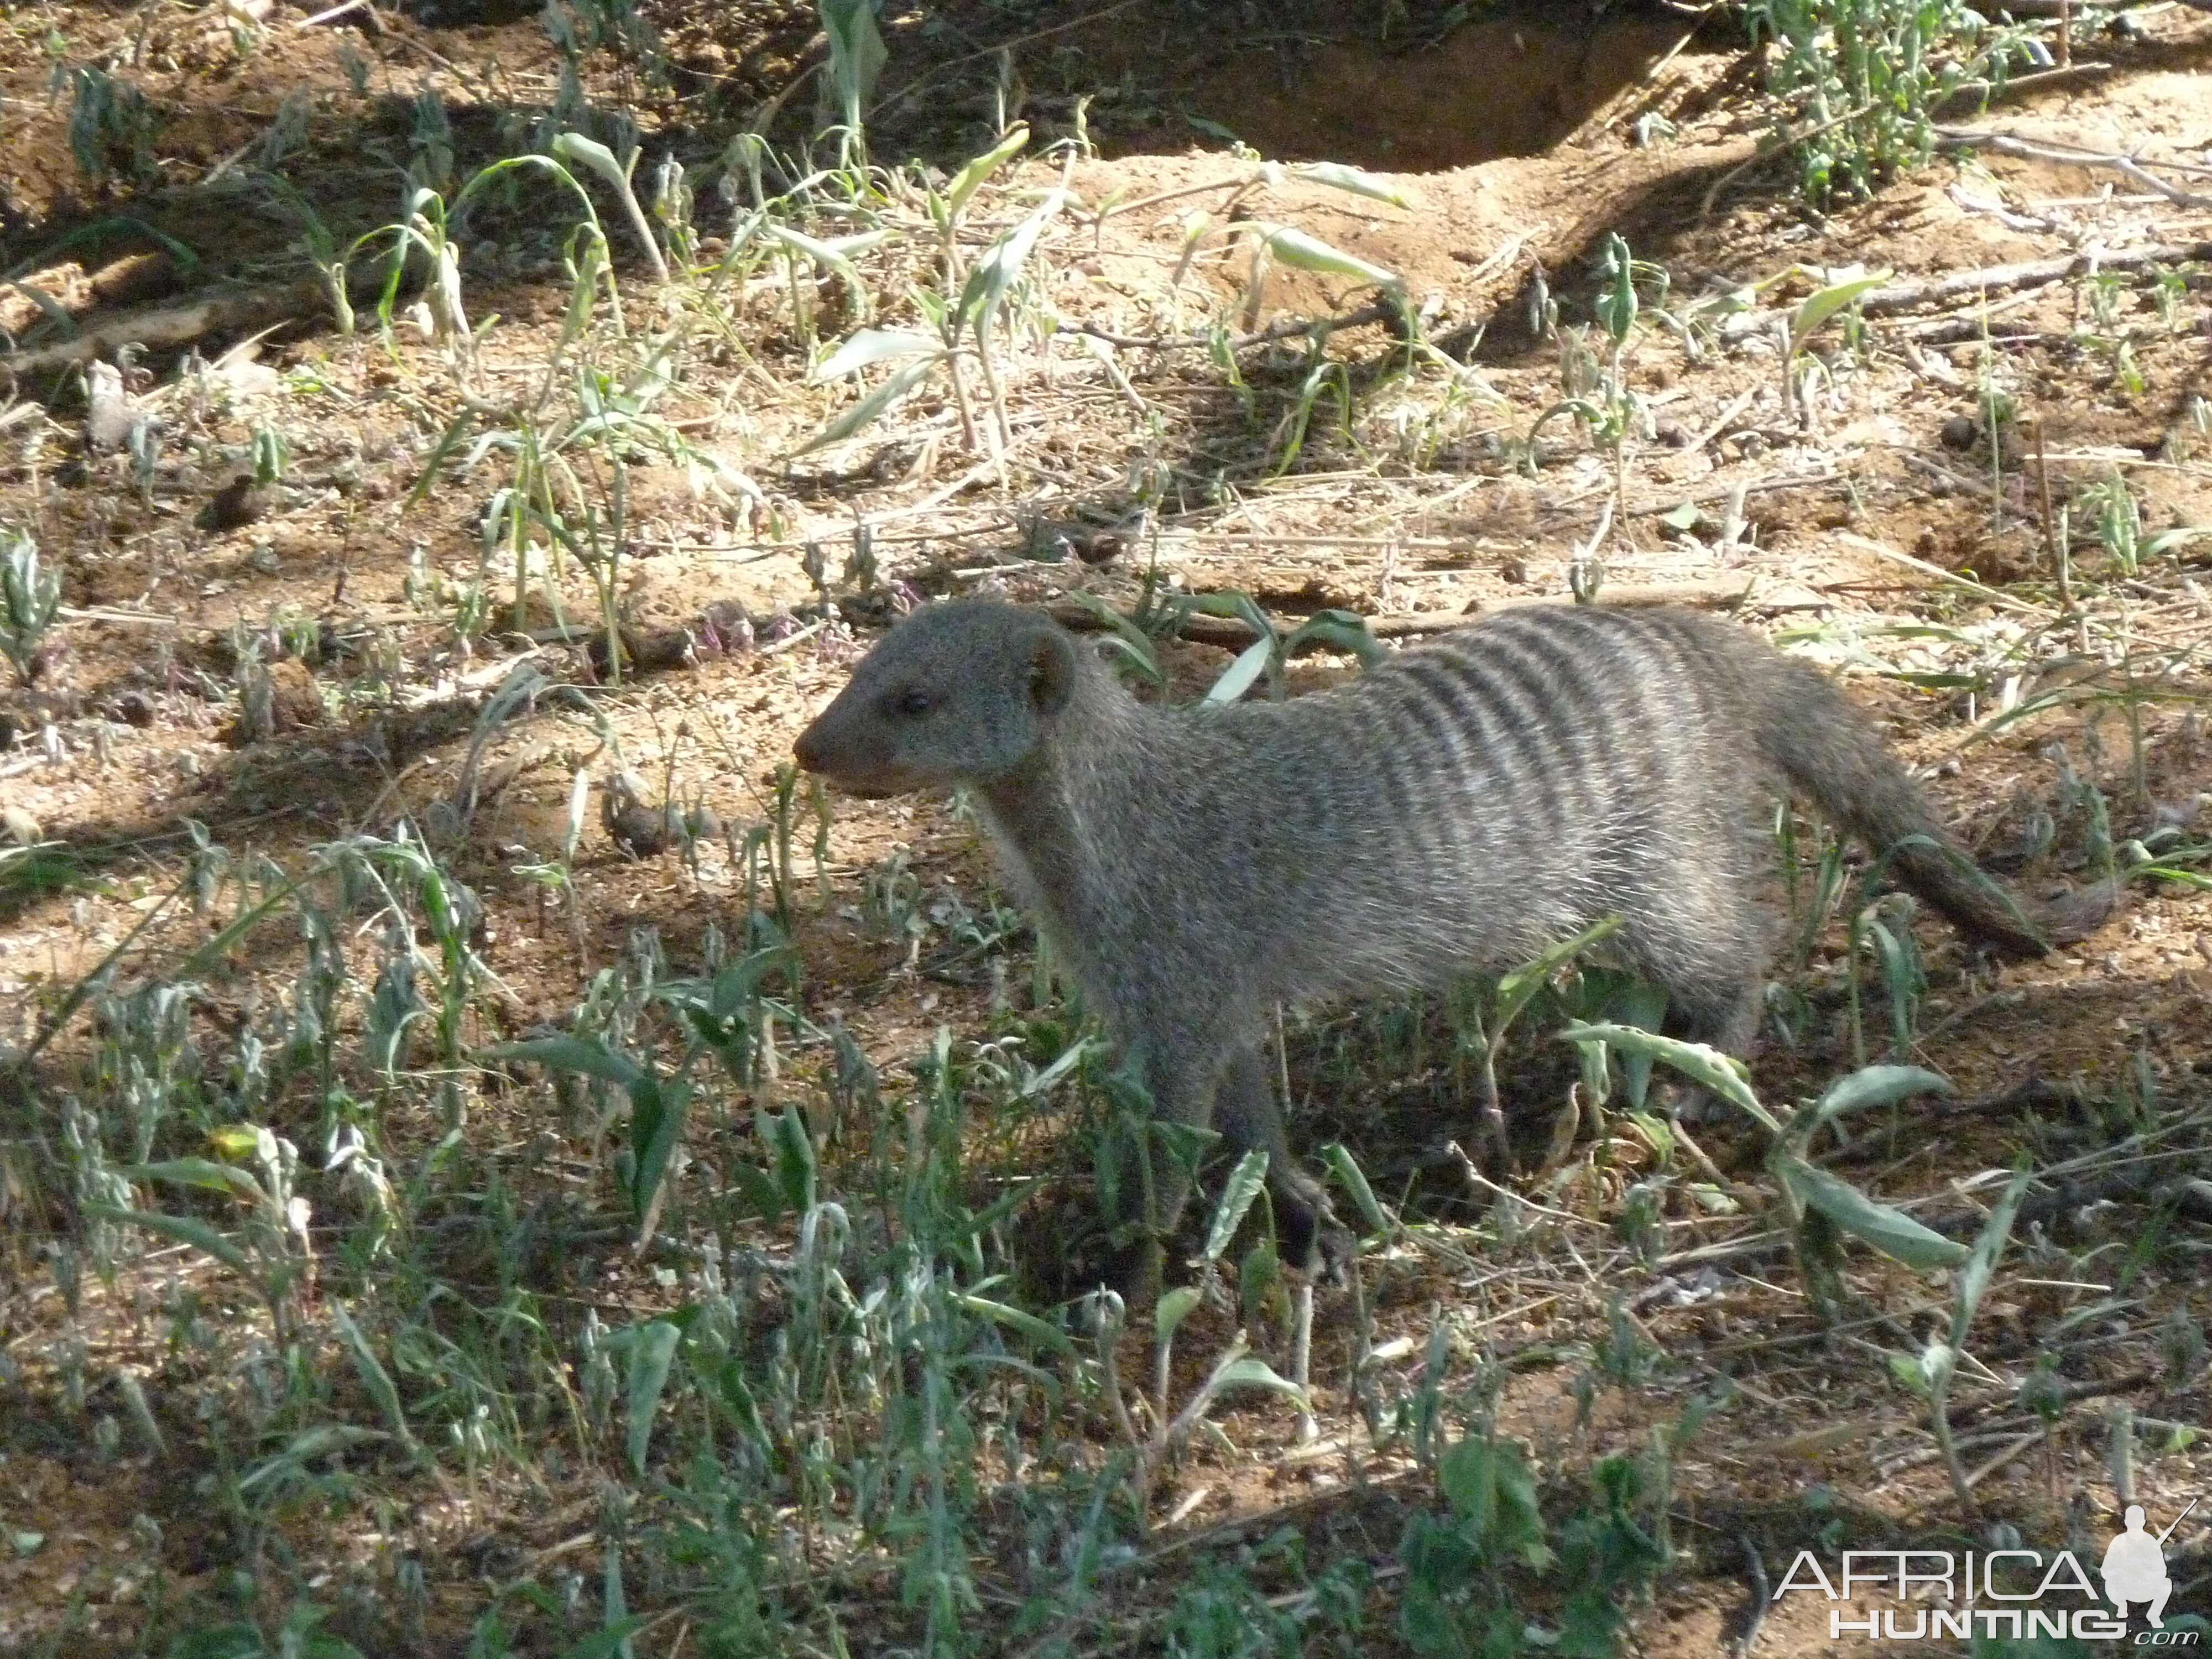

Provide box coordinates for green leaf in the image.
[791,357,942,455]
[1281,608,1388,667]
[1321,1142,1390,1235]
[818,0,888,132]
[955,1292,1075,1357]
[1788,267,1891,353]
[479,1035,644,1090]
[1154,1285,1202,1347]
[1251,223,1404,290]
[1885,1348,1932,1400]
[1205,635,1275,705]
[1772,1154,1969,1271]
[84,1203,253,1280]
[204,1124,263,1160]
[1554,1022,1775,1131]
[627,1067,691,1224]
[1494,915,1622,1036]
[550,131,630,192]
[1437,1432,1551,1568]
[1058,592,1164,684]
[759,221,867,273]
[1201,1150,1270,1262]
[724,1162,787,1222]
[1174,588,1275,647]
[1950,1169,2031,1348]
[1658,501,1704,532]
[1288,160,1411,207]
[2143,526,2211,559]
[943,124,1030,218]
[1783,1065,1952,1148]
[624,1318,681,1476]
[811,327,946,382]
[706,1358,770,1450]
[119,1157,265,1203]
[956,187,1069,342]
[764,1102,816,1214]
[1194,1353,1308,1414]
[329,1301,418,1453]
[1917,1336,1957,1395]
[1595,232,1637,344]
[1601,977,1669,1109]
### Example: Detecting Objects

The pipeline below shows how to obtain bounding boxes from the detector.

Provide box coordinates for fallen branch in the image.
[1935,128,2212,210]
[1834,530,2059,620]
[1065,297,1401,356]
[1,279,328,378]
[1967,0,2212,13]
[1919,1166,2169,1238]
[1856,238,2212,318]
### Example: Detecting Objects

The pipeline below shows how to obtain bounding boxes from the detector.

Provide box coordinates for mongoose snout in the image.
[795,604,1079,798]
[792,596,2115,1292]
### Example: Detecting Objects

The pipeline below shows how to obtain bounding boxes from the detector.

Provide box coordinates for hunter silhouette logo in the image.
[2106,1501,2196,1630]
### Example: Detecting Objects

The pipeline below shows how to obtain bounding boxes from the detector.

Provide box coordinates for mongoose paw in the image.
[1275,1196,1354,1288]
[1086,1234,1165,1306]
[1308,1222,1356,1289]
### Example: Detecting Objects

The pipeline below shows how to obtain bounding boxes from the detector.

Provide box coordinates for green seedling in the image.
[817,0,887,163]
[1885,1171,2031,1521]
[0,525,62,686]
[1561,1025,1970,1312]
[1745,0,2032,200]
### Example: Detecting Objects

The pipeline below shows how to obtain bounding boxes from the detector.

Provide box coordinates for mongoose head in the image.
[793,600,1079,797]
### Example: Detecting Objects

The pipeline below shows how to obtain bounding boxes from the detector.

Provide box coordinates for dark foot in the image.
[1274,1183,1355,1285]
[1086,1232,1165,1306]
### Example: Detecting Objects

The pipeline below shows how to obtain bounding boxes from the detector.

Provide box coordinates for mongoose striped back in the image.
[794,599,2107,1276]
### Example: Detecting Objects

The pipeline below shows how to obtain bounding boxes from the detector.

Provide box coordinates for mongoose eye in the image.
[890,688,932,718]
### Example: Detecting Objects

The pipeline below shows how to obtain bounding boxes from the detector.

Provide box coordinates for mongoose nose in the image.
[791,724,823,773]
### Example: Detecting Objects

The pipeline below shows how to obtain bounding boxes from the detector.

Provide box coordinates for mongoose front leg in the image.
[1090,1046,1216,1299]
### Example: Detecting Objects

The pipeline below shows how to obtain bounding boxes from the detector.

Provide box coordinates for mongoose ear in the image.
[1027,626,1077,716]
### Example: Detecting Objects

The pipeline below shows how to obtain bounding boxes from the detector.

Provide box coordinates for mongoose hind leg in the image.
[1213,1045,1348,1277]
[1657,971,1767,1128]
[1096,1041,1347,1297]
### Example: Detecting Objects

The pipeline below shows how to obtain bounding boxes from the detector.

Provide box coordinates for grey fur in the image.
[793,598,2109,1271]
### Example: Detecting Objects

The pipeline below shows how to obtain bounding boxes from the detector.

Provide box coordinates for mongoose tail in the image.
[1751,653,2117,954]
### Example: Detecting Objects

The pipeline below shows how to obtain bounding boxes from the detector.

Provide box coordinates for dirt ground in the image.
[3,1,2211,1655]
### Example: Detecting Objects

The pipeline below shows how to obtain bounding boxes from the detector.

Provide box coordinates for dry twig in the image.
[1856,238,2212,319]
[1935,128,2212,210]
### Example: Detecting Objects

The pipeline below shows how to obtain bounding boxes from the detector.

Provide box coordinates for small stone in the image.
[1940,414,1979,450]
[265,660,324,734]
[199,474,272,532]
[602,772,676,858]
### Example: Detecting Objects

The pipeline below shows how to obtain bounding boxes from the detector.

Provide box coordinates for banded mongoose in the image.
[792,598,2110,1273]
